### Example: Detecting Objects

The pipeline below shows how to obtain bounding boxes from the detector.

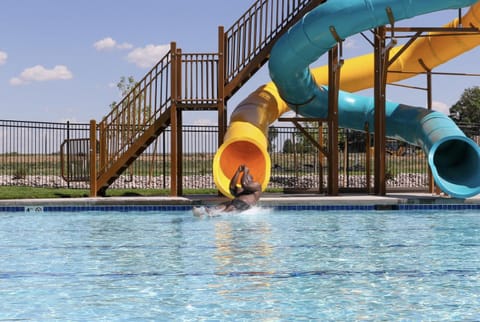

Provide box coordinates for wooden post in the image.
[217,26,227,146]
[170,42,179,196]
[373,27,387,196]
[327,44,340,195]
[89,119,97,197]
[420,60,437,194]
[176,47,183,196]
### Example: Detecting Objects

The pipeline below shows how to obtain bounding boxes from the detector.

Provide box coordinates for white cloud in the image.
[343,38,358,49]
[117,42,133,50]
[94,37,133,51]
[59,117,80,123]
[10,65,73,85]
[127,44,170,68]
[94,37,116,50]
[0,51,7,65]
[193,118,215,126]
[432,101,450,115]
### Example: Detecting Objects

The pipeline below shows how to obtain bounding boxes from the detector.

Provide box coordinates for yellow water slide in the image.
[214,2,480,198]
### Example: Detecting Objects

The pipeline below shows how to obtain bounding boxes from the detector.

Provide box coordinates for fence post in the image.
[365,122,372,194]
[66,121,70,188]
[318,121,323,193]
[89,119,97,197]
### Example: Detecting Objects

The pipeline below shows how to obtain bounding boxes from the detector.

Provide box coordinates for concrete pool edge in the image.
[0,193,480,211]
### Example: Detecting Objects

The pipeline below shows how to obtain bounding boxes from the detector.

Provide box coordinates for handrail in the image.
[97,43,175,176]
[224,0,325,84]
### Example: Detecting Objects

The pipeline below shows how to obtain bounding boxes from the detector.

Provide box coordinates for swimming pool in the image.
[0,207,479,320]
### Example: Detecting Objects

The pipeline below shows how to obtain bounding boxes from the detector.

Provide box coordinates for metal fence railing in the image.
[179,53,221,107]
[1,119,478,193]
[269,126,429,192]
[225,0,318,82]
[222,0,325,98]
[0,120,91,188]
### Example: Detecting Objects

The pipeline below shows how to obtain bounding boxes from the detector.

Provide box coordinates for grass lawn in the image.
[0,186,284,200]
[0,186,219,200]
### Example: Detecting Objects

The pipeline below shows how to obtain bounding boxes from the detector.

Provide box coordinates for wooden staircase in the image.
[90,0,326,196]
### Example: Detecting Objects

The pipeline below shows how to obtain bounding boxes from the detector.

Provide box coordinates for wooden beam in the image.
[170,43,179,196]
[327,44,341,196]
[217,26,227,146]
[373,27,387,195]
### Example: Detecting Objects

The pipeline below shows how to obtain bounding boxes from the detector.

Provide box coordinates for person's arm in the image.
[229,165,244,196]
[241,166,261,192]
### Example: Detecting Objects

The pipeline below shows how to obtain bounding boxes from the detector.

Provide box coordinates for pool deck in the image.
[1,192,480,208]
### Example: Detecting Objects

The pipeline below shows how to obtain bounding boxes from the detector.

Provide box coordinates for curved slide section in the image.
[214,0,480,199]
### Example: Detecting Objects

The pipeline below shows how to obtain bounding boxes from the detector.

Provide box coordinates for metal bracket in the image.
[329,25,343,42]
[329,26,345,67]
[385,7,397,52]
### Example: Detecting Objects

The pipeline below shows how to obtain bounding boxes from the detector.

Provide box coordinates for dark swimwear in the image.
[230,198,251,211]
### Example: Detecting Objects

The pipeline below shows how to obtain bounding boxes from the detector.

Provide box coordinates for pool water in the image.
[0,208,479,320]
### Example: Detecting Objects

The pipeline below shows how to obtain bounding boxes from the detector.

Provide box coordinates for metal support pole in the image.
[89,119,97,197]
[365,122,372,193]
[66,121,70,188]
[318,122,324,193]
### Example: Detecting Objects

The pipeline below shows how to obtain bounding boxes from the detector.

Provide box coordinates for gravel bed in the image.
[1,173,429,190]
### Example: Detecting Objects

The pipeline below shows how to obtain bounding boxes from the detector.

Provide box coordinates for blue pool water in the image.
[0,207,479,321]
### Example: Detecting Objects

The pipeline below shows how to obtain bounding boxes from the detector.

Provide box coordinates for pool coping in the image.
[1,192,480,212]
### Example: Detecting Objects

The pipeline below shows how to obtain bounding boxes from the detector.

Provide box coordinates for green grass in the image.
[0,186,219,200]
[0,186,284,200]
[0,186,90,199]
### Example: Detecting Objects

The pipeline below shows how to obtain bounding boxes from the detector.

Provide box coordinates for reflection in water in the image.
[211,219,275,298]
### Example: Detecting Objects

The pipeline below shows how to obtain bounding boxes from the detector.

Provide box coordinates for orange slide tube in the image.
[213,3,480,198]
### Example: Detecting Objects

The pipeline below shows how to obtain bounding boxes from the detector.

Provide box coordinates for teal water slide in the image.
[268,0,480,198]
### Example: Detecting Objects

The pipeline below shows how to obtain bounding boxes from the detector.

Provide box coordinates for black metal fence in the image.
[0,120,91,188]
[1,119,478,193]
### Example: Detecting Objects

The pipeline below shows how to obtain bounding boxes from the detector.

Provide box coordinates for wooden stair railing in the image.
[95,110,172,195]
[92,44,177,196]
[90,0,326,196]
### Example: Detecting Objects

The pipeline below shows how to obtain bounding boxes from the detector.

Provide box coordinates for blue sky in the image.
[1,1,479,125]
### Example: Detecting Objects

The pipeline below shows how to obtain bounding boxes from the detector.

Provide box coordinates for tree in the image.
[109,76,138,109]
[282,139,295,153]
[450,86,480,124]
[293,122,317,153]
[268,126,279,152]
[109,75,152,126]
